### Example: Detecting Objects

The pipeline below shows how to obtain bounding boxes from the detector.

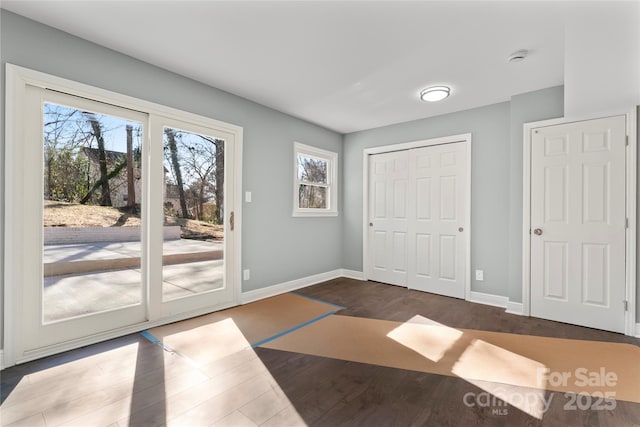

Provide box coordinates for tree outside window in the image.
[293,142,338,216]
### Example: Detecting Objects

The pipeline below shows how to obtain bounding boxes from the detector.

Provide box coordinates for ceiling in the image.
[0,1,609,134]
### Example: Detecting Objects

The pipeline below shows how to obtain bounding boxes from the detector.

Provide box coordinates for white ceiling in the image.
[0,1,608,134]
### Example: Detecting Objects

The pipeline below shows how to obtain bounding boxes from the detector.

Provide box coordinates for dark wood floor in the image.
[300,279,640,345]
[2,278,639,426]
[260,278,640,426]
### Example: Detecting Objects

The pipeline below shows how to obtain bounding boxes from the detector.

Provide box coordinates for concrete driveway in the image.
[43,239,224,322]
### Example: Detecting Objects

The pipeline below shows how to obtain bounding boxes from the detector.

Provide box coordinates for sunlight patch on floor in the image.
[451,338,547,389]
[387,315,463,362]
[2,320,307,427]
[387,315,548,420]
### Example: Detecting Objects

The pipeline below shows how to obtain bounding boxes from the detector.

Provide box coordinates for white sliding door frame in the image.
[362,133,472,299]
[522,110,636,336]
[4,64,244,366]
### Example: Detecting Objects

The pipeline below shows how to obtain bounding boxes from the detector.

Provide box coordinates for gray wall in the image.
[2,9,638,357]
[507,87,564,302]
[0,10,344,348]
[343,102,512,297]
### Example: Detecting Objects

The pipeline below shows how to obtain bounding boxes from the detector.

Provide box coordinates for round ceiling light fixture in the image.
[420,86,451,102]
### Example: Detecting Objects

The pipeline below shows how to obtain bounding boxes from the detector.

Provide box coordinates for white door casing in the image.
[529,115,628,333]
[408,143,467,298]
[365,135,470,299]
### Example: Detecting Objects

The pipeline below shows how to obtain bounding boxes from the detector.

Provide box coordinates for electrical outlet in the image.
[243,269,250,281]
[475,270,484,281]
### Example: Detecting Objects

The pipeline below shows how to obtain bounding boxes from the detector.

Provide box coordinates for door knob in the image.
[458,227,464,232]
[533,228,543,236]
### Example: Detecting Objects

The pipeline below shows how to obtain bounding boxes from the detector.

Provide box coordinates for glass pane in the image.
[43,102,143,323]
[299,184,327,209]
[162,127,225,301]
[297,154,327,184]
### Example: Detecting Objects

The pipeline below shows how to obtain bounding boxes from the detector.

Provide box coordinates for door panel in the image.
[544,166,568,223]
[416,178,432,219]
[23,88,148,353]
[582,243,608,306]
[408,143,467,298]
[543,241,568,300]
[161,126,225,303]
[393,232,407,273]
[373,231,386,269]
[416,234,432,277]
[582,163,608,223]
[374,181,386,218]
[367,151,409,286]
[530,115,626,333]
[439,234,456,280]
[394,180,407,218]
[154,117,237,319]
[440,176,457,220]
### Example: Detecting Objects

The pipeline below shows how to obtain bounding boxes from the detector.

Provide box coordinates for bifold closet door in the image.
[367,150,410,286]
[407,143,467,298]
[367,142,467,298]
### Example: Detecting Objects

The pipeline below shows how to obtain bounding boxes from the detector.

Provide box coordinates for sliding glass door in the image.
[22,88,148,353]
[10,75,240,362]
[150,117,237,319]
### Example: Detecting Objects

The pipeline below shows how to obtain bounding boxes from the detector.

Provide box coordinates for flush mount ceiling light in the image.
[420,86,450,102]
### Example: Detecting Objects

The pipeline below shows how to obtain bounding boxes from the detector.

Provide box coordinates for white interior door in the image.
[367,150,409,286]
[530,115,627,333]
[367,141,468,298]
[408,143,467,298]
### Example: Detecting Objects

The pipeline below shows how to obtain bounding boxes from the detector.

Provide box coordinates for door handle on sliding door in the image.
[230,211,235,231]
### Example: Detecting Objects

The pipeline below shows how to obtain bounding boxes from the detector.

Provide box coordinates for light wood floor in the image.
[2,278,639,426]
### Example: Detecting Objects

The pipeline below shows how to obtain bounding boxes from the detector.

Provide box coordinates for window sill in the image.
[292,210,338,217]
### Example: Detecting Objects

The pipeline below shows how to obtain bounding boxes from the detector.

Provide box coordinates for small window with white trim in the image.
[293,142,338,216]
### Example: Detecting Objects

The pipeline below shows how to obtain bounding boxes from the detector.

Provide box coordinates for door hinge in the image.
[623,300,628,311]
[626,135,629,146]
[625,217,629,229]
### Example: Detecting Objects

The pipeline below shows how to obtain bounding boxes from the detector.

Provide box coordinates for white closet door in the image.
[367,150,409,286]
[530,115,627,333]
[367,142,468,297]
[407,143,467,298]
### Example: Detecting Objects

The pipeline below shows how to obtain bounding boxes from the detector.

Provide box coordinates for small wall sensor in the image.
[508,50,528,63]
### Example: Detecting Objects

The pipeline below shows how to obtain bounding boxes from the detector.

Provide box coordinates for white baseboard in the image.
[467,291,508,309]
[636,323,640,338]
[506,301,525,316]
[340,269,366,280]
[241,269,344,304]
